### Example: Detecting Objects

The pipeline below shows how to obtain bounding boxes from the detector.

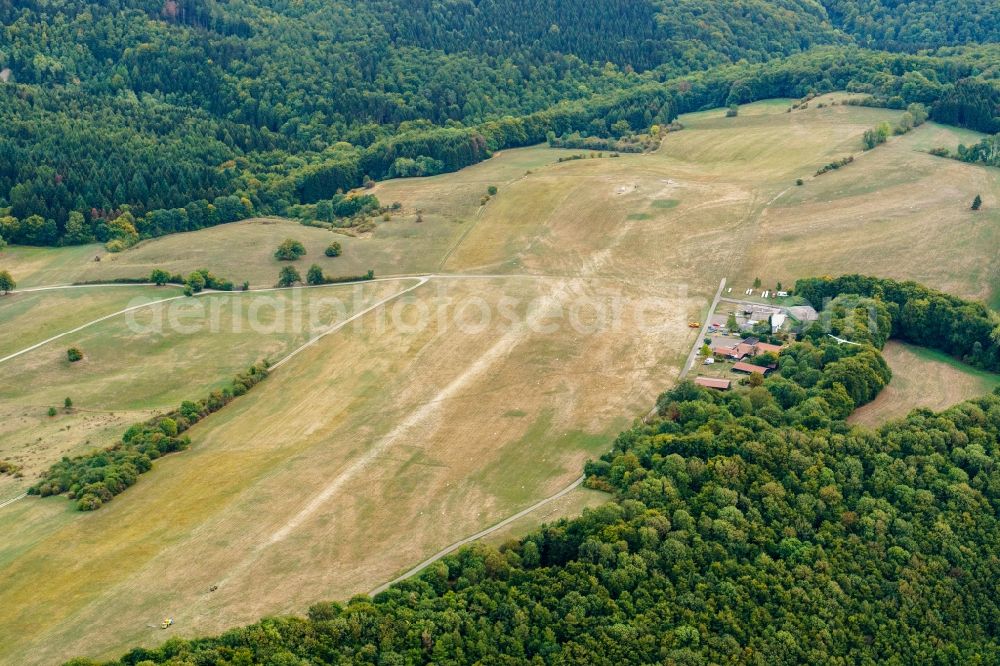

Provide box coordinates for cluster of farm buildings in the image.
[694,336,783,390]
[692,298,820,391]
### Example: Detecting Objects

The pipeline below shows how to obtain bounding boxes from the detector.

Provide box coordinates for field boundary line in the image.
[0,294,188,365]
[15,275,424,295]
[0,277,425,366]
[15,283,160,293]
[436,202,489,272]
[0,493,26,510]
[269,277,428,371]
[369,475,586,596]
[680,277,727,380]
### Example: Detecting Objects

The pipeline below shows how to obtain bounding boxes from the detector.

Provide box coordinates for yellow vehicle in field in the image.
[688,321,701,328]
[160,617,174,630]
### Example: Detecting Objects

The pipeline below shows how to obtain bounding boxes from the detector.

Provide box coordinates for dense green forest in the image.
[68,281,1000,664]
[1,0,999,246]
[796,275,1000,370]
[820,0,1000,51]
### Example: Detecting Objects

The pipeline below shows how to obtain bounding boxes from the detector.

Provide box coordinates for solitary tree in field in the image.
[67,347,83,362]
[150,268,171,286]
[274,238,306,261]
[325,241,341,257]
[972,194,982,210]
[0,270,14,294]
[863,122,892,150]
[277,265,301,287]
[725,104,739,117]
[186,271,206,293]
[753,277,762,289]
[64,397,73,410]
[306,264,325,286]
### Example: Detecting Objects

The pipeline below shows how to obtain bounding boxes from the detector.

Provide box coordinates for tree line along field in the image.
[0,97,999,663]
[0,147,582,290]
[0,282,410,482]
[3,0,1000,250]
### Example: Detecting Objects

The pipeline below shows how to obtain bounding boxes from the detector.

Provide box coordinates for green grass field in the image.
[849,341,1000,427]
[2,94,1000,664]
[0,285,183,358]
[2,217,451,288]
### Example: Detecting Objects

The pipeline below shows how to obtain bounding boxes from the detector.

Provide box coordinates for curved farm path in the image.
[370,475,585,596]
[0,493,26,509]
[0,275,427,367]
[196,275,596,603]
[0,277,430,510]
[0,292,188,366]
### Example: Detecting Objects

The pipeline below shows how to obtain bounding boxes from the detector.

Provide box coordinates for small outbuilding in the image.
[733,362,770,375]
[788,305,819,322]
[695,376,732,390]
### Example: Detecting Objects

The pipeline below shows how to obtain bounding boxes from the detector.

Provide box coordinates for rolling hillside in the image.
[1,1,1000,663]
[1,95,999,664]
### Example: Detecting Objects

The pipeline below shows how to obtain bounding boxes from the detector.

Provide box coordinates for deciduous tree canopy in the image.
[1,2,999,246]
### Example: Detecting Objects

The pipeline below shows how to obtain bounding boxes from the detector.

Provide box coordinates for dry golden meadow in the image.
[1,95,998,663]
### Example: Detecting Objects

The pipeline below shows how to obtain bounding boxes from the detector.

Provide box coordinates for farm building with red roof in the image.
[694,376,732,390]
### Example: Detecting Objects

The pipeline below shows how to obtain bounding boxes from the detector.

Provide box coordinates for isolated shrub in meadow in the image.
[150,268,171,285]
[307,264,325,286]
[186,271,206,292]
[278,265,302,287]
[0,270,14,294]
[275,238,307,260]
